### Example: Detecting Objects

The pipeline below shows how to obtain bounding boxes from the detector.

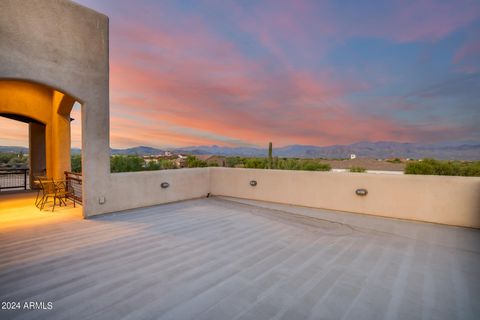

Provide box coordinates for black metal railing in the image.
[65,171,82,204]
[0,168,29,191]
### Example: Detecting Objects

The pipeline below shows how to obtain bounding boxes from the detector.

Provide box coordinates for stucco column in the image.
[29,122,46,186]
[51,112,72,179]
[82,88,110,216]
[51,92,74,180]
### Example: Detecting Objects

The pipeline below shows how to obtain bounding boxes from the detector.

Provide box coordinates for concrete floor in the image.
[0,194,479,320]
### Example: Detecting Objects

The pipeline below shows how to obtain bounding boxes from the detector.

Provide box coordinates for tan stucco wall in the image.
[0,0,110,216]
[95,166,480,228]
[209,168,480,228]
[102,169,210,213]
[0,81,72,179]
[0,81,52,124]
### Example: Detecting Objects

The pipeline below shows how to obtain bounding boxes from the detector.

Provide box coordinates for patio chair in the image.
[56,179,76,208]
[64,178,77,207]
[34,175,48,208]
[38,178,72,212]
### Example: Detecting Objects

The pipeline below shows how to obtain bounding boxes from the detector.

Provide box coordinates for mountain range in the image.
[175,141,480,160]
[2,141,479,160]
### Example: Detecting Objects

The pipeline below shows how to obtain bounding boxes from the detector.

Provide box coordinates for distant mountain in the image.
[110,146,166,155]
[0,146,28,153]
[173,141,480,160]
[174,145,265,157]
[173,142,480,160]
[272,142,480,160]
[2,141,479,160]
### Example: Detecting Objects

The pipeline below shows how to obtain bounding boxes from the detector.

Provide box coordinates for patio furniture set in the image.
[34,176,76,211]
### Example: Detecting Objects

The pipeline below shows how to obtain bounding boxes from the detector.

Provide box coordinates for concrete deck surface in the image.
[0,194,479,320]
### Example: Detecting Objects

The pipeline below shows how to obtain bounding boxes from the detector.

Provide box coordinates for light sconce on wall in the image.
[355,188,368,196]
[161,182,170,189]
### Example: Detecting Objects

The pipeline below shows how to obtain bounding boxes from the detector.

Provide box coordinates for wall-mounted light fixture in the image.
[161,182,170,189]
[355,188,368,196]
[250,180,257,187]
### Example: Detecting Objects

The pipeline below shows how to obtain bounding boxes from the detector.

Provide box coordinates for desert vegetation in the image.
[70,155,219,173]
[226,156,331,172]
[67,155,480,177]
[349,166,366,173]
[405,159,480,176]
[0,152,28,168]
[386,158,402,164]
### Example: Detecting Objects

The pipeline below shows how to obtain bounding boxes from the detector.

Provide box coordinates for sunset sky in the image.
[1,0,479,148]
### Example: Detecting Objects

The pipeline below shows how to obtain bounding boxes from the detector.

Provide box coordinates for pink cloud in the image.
[96,0,480,148]
[231,0,480,51]
[453,35,480,74]
[383,0,480,42]
[2,0,478,149]
[103,11,475,148]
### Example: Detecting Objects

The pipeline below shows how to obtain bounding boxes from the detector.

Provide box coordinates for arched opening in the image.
[0,79,83,217]
[0,114,46,190]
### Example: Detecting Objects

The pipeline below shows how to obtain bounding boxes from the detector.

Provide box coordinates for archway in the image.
[0,114,46,190]
[0,80,80,194]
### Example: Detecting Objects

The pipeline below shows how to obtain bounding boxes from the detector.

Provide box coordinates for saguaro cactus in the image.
[268,142,273,169]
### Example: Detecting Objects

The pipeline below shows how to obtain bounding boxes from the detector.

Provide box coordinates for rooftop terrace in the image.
[1,192,479,320]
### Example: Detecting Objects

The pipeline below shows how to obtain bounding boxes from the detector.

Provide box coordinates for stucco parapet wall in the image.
[209,167,480,228]
[86,167,480,228]
[90,168,211,215]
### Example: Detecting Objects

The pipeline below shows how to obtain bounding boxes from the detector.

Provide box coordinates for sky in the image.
[1,0,479,148]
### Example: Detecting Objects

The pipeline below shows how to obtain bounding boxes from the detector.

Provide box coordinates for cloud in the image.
[453,32,480,73]
[4,0,477,148]
[375,0,480,42]
[405,74,480,99]
[100,1,480,147]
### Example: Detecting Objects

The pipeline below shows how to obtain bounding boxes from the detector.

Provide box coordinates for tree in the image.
[71,155,82,173]
[0,152,17,164]
[186,156,208,168]
[244,158,267,169]
[110,155,144,172]
[159,159,177,170]
[405,159,480,176]
[145,160,161,171]
[226,156,243,167]
[301,160,331,171]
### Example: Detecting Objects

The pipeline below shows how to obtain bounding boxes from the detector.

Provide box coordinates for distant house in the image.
[350,154,357,160]
[164,151,172,157]
[143,155,157,164]
[175,157,186,168]
[195,155,226,167]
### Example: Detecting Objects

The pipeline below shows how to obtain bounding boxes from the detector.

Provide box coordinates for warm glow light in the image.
[0,192,155,266]
[0,192,83,231]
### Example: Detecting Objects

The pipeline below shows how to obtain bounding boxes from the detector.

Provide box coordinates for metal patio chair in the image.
[38,178,72,212]
[34,175,48,208]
